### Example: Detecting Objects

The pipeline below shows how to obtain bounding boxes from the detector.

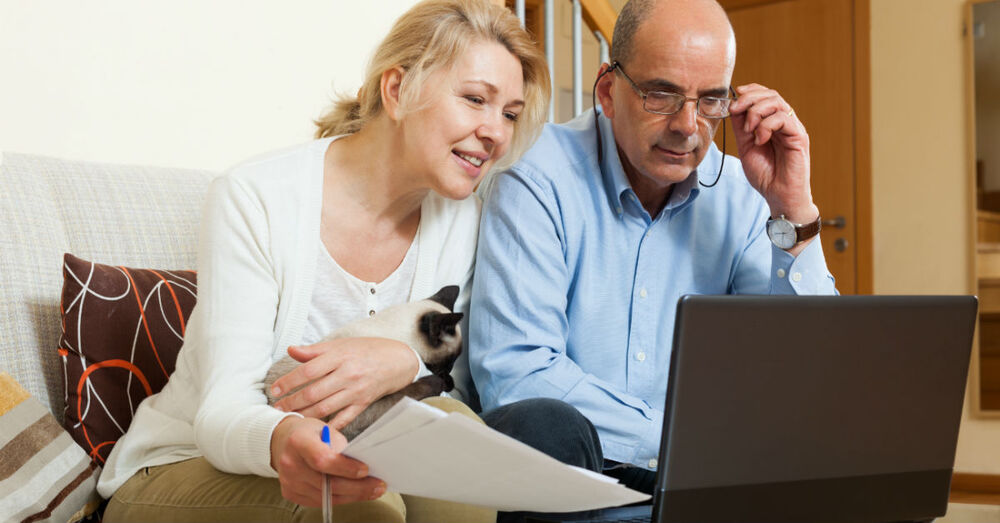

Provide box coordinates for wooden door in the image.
[719,0,870,294]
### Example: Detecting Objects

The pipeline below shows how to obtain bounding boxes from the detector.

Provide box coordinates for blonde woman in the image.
[96,1,549,521]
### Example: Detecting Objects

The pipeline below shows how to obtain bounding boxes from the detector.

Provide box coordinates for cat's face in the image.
[417,309,463,371]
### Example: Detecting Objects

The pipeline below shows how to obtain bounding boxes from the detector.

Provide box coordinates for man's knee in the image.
[482,398,602,471]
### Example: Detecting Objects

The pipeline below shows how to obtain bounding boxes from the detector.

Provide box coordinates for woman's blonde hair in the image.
[314,0,550,171]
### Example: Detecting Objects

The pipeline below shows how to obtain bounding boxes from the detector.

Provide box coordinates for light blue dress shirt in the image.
[469,109,838,470]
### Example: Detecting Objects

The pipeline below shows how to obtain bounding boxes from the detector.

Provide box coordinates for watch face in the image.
[767,218,797,249]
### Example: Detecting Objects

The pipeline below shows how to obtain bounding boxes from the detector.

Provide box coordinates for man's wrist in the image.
[768,202,819,225]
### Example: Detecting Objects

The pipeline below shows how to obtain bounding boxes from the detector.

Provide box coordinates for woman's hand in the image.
[270,416,386,507]
[270,337,417,430]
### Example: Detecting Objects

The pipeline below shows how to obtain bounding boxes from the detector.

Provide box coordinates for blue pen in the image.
[321,426,332,523]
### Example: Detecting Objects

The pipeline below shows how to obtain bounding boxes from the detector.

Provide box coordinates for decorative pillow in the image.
[58,253,197,465]
[0,371,102,523]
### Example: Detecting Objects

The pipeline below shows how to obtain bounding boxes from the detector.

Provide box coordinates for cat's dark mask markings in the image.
[421,311,463,348]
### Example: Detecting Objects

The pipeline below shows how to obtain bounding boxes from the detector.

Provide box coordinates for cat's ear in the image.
[426,285,460,311]
[420,312,465,346]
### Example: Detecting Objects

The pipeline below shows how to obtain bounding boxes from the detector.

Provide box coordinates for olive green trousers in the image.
[104,397,495,523]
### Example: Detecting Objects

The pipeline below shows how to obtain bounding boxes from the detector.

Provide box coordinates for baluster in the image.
[545,0,555,122]
[572,0,582,116]
[595,31,609,66]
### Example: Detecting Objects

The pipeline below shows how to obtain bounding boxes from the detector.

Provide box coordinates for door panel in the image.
[720,0,858,292]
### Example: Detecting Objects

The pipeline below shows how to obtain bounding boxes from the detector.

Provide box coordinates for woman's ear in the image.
[595,63,616,119]
[380,66,406,121]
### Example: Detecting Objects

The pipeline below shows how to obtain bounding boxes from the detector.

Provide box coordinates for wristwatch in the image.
[766,214,822,250]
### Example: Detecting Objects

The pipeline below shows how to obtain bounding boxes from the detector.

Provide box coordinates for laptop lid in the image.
[650,295,977,523]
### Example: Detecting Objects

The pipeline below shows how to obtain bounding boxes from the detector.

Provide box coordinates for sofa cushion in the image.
[59,253,197,465]
[0,371,101,523]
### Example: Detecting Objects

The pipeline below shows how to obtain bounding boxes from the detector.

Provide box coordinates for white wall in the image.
[871,0,1000,474]
[0,0,419,171]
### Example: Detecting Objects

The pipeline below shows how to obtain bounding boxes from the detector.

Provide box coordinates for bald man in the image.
[469,0,838,495]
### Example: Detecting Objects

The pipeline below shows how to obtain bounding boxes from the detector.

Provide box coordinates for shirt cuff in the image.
[634,408,665,471]
[770,237,836,295]
[408,345,433,382]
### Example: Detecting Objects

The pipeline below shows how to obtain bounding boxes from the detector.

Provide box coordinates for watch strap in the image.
[795,215,822,243]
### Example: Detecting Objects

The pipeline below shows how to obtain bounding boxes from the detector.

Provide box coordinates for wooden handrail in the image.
[506,0,616,46]
[579,0,616,45]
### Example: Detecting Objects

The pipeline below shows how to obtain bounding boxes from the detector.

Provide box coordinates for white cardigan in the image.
[98,137,481,497]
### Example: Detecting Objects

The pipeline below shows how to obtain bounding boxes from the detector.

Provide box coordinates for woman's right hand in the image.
[270,416,387,507]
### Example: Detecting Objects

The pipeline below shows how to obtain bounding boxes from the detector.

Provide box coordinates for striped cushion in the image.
[0,372,101,523]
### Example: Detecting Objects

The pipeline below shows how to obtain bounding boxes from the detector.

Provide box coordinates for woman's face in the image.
[401,40,525,200]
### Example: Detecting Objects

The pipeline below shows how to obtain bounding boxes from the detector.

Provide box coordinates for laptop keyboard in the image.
[585,516,650,523]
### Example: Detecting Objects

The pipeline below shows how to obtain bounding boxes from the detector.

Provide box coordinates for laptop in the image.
[525,295,977,523]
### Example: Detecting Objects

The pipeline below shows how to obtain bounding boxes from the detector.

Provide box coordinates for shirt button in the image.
[370,287,376,295]
[369,310,376,317]
[636,352,646,362]
[639,288,648,298]
[792,272,802,282]
[776,268,786,278]
[648,458,658,469]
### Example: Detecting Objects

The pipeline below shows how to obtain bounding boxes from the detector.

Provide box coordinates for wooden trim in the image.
[580,0,616,44]
[953,473,1000,494]
[949,473,1000,505]
[718,0,790,8]
[853,0,873,295]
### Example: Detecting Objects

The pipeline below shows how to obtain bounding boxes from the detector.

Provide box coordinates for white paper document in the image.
[343,398,651,512]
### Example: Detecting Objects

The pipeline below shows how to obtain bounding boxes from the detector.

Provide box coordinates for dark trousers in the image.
[481,398,656,492]
[481,398,603,472]
[483,398,646,523]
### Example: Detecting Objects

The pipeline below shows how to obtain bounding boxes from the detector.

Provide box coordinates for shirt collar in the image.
[595,108,702,217]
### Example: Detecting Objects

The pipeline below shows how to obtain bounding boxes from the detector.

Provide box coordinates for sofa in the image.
[3,151,997,523]
[0,151,217,521]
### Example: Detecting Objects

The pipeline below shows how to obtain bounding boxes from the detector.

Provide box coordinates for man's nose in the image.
[668,99,699,136]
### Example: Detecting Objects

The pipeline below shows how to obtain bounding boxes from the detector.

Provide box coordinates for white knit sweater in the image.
[97,137,481,497]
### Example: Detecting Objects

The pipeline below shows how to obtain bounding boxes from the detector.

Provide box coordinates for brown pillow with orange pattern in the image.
[58,253,196,465]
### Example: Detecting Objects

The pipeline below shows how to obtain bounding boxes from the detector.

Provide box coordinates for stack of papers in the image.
[343,398,650,512]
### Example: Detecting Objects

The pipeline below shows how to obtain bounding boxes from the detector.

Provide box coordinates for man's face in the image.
[601,12,735,192]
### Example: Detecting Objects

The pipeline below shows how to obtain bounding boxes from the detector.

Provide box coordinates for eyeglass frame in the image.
[593,61,734,188]
[611,61,737,119]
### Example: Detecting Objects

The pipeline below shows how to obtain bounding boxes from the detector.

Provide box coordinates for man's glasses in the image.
[592,62,734,188]
[612,62,735,119]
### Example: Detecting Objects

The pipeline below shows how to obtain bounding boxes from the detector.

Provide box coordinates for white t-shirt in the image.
[300,233,431,380]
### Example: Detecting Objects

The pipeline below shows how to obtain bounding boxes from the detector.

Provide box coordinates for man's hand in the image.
[729,83,820,254]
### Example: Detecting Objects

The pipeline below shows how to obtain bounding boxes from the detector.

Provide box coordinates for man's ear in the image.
[380,66,406,121]
[595,63,616,119]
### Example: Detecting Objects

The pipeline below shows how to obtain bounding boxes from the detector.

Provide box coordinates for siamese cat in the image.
[264,285,464,440]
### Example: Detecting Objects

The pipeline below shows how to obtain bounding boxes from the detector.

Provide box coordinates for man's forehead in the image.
[626,30,734,93]
[631,0,736,66]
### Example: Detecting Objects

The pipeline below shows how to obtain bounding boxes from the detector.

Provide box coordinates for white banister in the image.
[516,0,525,24]
[595,30,609,66]
[545,0,555,122]
[572,0,583,116]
